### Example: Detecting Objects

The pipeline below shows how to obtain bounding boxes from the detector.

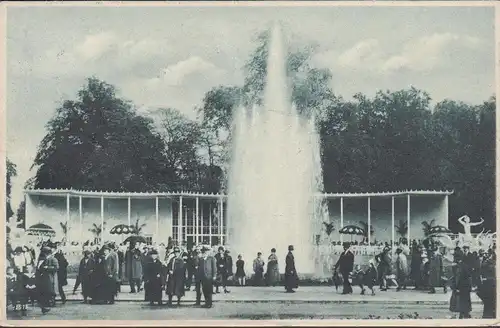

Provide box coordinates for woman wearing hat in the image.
[144,249,165,306]
[165,247,186,306]
[266,248,280,287]
[35,247,58,314]
[73,250,95,304]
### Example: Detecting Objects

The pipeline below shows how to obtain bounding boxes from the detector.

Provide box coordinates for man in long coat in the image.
[54,245,68,304]
[195,246,217,308]
[102,246,118,304]
[166,246,186,306]
[144,249,165,306]
[35,247,58,314]
[428,246,444,293]
[125,243,143,293]
[284,245,299,293]
[395,247,409,291]
[334,242,354,294]
[73,250,95,303]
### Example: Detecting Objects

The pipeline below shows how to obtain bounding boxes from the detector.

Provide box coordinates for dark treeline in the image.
[8,30,495,234]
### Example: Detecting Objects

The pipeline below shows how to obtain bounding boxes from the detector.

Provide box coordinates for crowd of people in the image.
[5,236,496,319]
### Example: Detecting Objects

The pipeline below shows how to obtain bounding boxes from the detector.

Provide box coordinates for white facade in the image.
[24,189,452,247]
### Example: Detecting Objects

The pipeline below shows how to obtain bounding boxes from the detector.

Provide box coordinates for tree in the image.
[358,221,375,243]
[131,218,146,235]
[421,219,436,237]
[32,77,171,192]
[395,220,408,238]
[6,158,17,220]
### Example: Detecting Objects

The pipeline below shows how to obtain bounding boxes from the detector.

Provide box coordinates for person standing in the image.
[253,252,265,286]
[476,248,496,318]
[125,243,143,293]
[185,249,198,291]
[375,246,392,291]
[144,249,165,306]
[266,248,280,287]
[102,246,117,304]
[166,247,186,306]
[235,255,246,286]
[449,252,472,319]
[195,246,216,308]
[214,246,227,294]
[284,245,299,293]
[334,242,354,295]
[54,246,68,304]
[73,250,95,304]
[35,247,58,314]
[410,242,423,290]
[223,250,233,293]
[395,247,409,291]
[428,246,445,294]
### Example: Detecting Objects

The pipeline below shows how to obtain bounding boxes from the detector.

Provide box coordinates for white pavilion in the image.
[24,189,452,247]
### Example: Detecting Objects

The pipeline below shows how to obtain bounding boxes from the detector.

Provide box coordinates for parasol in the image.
[123,235,147,245]
[428,225,452,235]
[26,223,56,238]
[339,225,365,236]
[109,224,135,235]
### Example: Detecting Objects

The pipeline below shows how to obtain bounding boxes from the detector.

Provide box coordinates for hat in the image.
[14,246,23,253]
[288,245,294,251]
[173,246,181,252]
[342,242,350,248]
[41,246,52,254]
[224,249,230,254]
[218,246,224,252]
[83,250,91,256]
[201,246,209,253]
[271,248,276,253]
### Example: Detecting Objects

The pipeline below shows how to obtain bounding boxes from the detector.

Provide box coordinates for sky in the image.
[6,4,495,211]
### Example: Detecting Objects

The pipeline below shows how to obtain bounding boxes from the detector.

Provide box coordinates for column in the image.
[100,196,104,243]
[195,197,199,245]
[407,194,411,242]
[79,196,83,242]
[178,196,183,245]
[66,193,70,243]
[444,195,449,228]
[367,197,371,244]
[155,197,159,237]
[340,197,344,243]
[127,197,131,226]
[391,196,395,253]
[220,197,224,245]
[201,201,204,244]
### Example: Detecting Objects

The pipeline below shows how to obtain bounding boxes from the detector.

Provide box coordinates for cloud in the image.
[74,31,118,60]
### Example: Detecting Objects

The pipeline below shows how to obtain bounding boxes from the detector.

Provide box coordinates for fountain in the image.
[226,24,327,275]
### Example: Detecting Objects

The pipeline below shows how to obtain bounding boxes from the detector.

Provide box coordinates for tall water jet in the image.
[227,23,325,275]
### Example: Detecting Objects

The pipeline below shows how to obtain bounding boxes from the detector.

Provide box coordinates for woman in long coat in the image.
[125,244,143,293]
[165,247,186,306]
[266,248,280,287]
[284,245,299,293]
[35,247,59,314]
[428,247,444,293]
[144,250,165,306]
[449,253,472,319]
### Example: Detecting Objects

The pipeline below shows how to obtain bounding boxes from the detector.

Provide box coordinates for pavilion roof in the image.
[24,188,453,199]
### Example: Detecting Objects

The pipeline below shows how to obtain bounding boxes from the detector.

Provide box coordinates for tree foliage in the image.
[6,158,17,220]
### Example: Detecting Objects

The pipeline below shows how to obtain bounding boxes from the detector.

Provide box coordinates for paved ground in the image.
[59,278,481,304]
[6,281,485,321]
[7,300,483,320]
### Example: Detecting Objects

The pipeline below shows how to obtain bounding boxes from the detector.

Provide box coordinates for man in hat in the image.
[73,249,95,304]
[284,245,299,293]
[144,249,165,306]
[54,243,68,304]
[334,242,354,294]
[102,246,117,304]
[195,246,216,308]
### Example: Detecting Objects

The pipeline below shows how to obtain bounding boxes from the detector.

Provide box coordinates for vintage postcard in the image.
[1,1,498,326]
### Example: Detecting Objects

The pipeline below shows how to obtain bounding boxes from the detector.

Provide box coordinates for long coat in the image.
[35,255,59,296]
[54,252,69,287]
[395,253,409,280]
[166,257,186,297]
[428,252,443,287]
[266,254,280,285]
[74,257,95,298]
[449,262,472,314]
[144,259,166,302]
[125,249,143,280]
[284,251,299,290]
[335,250,354,274]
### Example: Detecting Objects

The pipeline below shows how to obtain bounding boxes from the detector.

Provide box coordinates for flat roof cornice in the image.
[24,188,454,199]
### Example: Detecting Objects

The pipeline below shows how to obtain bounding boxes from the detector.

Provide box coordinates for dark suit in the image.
[284,251,299,291]
[73,257,95,300]
[196,255,216,306]
[335,249,354,294]
[103,254,118,302]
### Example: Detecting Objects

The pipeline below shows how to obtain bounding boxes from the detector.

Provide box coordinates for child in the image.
[6,266,20,312]
[235,255,246,286]
[352,264,364,294]
[20,265,37,313]
[332,268,343,292]
[363,260,378,295]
